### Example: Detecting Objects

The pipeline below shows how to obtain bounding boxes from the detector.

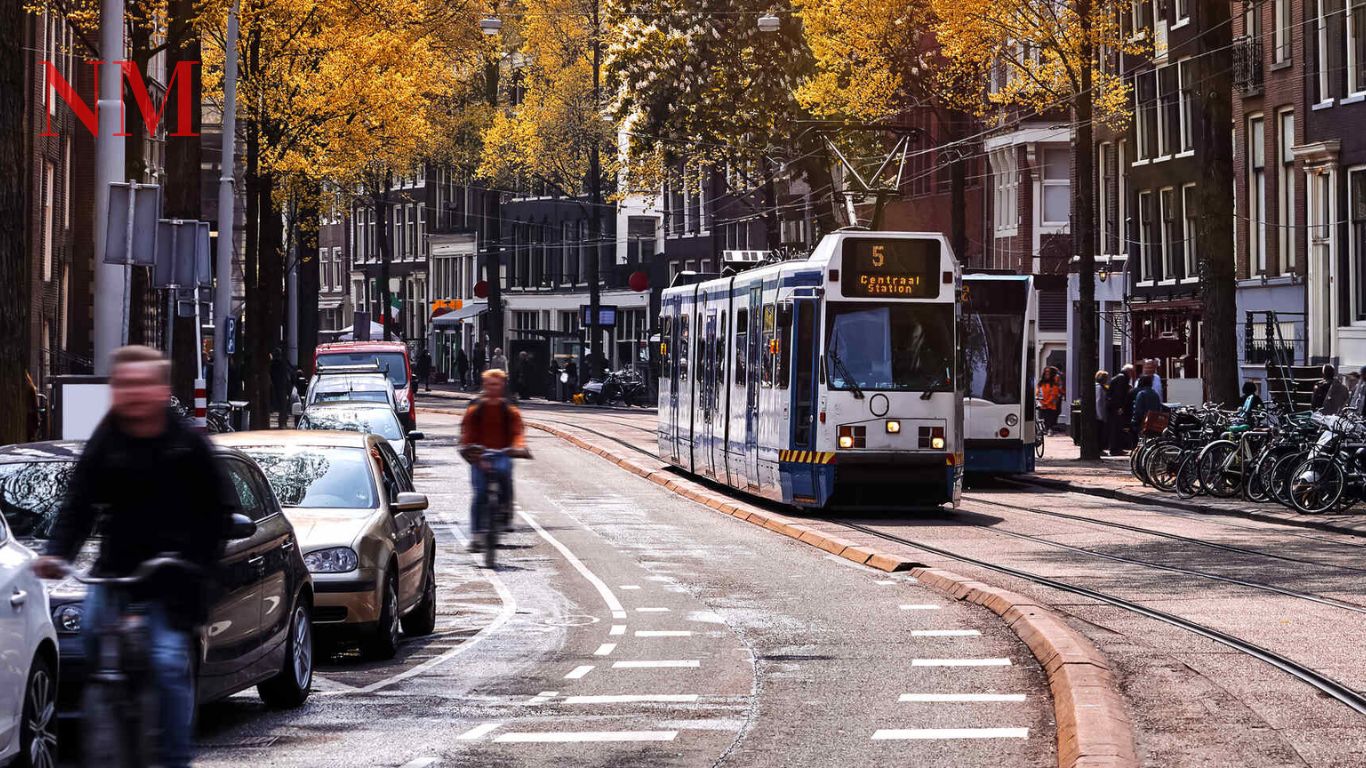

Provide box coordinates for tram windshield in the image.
[962,282,1027,405]
[825,303,954,392]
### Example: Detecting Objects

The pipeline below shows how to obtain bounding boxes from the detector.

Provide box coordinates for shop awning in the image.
[431,300,488,327]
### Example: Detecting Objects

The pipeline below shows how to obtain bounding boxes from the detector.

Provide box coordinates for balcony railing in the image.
[1233,36,1264,95]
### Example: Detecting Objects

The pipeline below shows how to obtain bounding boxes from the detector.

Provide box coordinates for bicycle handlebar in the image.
[75,555,201,587]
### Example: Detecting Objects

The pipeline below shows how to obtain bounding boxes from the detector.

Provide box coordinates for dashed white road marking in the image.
[610,625,627,636]
[635,630,693,637]
[900,693,1027,703]
[900,604,942,610]
[456,723,502,741]
[637,607,670,613]
[872,728,1029,740]
[620,585,642,590]
[594,643,617,656]
[612,660,700,669]
[526,691,558,704]
[875,580,898,585]
[561,694,700,704]
[911,658,1012,667]
[564,665,595,679]
[911,629,982,637]
[399,757,440,768]
[612,610,628,619]
[494,731,679,744]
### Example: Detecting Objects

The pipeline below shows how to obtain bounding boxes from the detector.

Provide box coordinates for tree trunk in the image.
[166,0,203,402]
[0,0,29,444]
[250,173,284,428]
[1075,1,1100,460]
[374,181,393,341]
[1197,0,1239,404]
[947,115,969,265]
[297,196,320,374]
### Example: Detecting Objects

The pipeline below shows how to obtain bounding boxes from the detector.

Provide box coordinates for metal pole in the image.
[586,0,602,378]
[213,0,241,402]
[287,252,298,367]
[93,0,127,373]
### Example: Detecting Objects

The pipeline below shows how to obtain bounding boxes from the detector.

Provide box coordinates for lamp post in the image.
[481,11,505,356]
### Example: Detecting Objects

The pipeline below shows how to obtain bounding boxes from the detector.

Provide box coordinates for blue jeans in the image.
[470,453,513,535]
[83,585,195,768]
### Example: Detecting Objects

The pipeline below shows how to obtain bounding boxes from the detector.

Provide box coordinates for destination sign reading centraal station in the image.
[841,238,941,298]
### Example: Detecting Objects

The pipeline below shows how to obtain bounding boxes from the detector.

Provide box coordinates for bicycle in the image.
[1034,424,1045,459]
[75,556,199,768]
[464,445,532,569]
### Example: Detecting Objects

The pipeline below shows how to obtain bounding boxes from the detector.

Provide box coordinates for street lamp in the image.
[757,12,780,32]
[480,15,502,35]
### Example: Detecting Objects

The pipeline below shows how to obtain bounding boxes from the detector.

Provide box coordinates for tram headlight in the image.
[931,436,946,450]
[1005,413,1019,427]
[885,419,901,434]
[838,435,854,449]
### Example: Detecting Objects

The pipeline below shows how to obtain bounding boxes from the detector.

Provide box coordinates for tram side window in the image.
[760,304,776,387]
[679,314,690,382]
[660,316,672,379]
[777,303,792,389]
[696,313,705,381]
[716,312,728,386]
[735,308,748,385]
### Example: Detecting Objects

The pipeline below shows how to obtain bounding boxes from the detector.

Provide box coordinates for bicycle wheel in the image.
[1175,452,1202,499]
[1197,440,1240,498]
[1035,431,1045,459]
[1289,457,1345,514]
[1145,443,1184,492]
[1244,449,1276,503]
[1270,451,1307,507]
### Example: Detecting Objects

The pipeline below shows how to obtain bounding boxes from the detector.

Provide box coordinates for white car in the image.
[0,512,57,768]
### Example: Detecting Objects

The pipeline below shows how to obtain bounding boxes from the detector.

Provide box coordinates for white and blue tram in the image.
[657,232,964,510]
[962,273,1038,475]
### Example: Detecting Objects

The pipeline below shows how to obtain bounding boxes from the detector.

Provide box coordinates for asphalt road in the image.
[106,408,1054,768]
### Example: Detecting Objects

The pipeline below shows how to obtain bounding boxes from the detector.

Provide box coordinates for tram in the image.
[657,231,963,510]
[962,273,1038,475]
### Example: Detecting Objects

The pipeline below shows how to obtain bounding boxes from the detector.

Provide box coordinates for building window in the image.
[1177,59,1193,152]
[1160,188,1179,279]
[1249,115,1268,273]
[1278,110,1296,273]
[1351,0,1366,95]
[1351,168,1366,321]
[1098,143,1112,255]
[392,207,402,259]
[405,204,416,258]
[1318,0,1333,102]
[1118,140,1129,256]
[1135,71,1157,160]
[1274,0,1291,62]
[1175,0,1188,22]
[1182,184,1198,280]
[1156,65,1176,157]
[1138,190,1154,282]
[1041,148,1070,225]
[991,148,1018,234]
[417,204,426,257]
[42,162,54,282]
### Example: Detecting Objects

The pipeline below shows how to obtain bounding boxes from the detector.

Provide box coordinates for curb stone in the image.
[528,419,1139,768]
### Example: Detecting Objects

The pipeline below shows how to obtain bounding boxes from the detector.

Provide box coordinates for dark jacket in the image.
[1131,387,1163,432]
[46,411,236,629]
[1106,375,1131,417]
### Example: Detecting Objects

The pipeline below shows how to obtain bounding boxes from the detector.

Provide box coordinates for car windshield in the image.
[0,460,75,539]
[825,302,955,392]
[240,446,377,510]
[317,352,408,389]
[300,409,403,441]
[962,284,1026,405]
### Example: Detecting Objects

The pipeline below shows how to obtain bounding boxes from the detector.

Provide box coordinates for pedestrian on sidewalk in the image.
[1107,364,1133,454]
[1143,359,1164,400]
[472,343,486,381]
[1131,374,1164,435]
[1236,380,1264,423]
[1094,370,1111,455]
[1312,364,1349,415]
[491,347,508,372]
[1037,367,1063,435]
[416,346,432,392]
[456,348,470,390]
[1346,366,1366,414]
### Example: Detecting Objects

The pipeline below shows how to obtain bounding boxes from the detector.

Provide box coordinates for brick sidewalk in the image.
[1032,432,1366,537]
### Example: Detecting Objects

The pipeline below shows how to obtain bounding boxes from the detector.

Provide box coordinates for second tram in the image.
[962,273,1038,475]
[657,231,963,510]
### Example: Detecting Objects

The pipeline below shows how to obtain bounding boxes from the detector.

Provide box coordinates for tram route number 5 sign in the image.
[841,239,940,299]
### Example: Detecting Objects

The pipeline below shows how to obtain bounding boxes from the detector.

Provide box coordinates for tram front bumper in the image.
[826,451,957,508]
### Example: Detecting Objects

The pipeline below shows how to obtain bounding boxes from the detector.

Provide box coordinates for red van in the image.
[314,341,416,429]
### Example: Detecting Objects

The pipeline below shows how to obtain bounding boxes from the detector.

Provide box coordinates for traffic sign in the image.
[225,317,237,354]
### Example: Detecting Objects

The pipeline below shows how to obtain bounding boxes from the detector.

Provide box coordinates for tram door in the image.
[789,299,819,494]
[666,300,681,462]
[700,309,719,478]
[744,286,762,488]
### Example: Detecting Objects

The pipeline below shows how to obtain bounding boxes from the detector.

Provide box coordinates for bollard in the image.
[193,379,208,429]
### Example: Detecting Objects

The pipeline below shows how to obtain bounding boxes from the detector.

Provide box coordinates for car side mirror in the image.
[291,402,303,417]
[407,430,425,441]
[228,513,257,540]
[392,491,428,512]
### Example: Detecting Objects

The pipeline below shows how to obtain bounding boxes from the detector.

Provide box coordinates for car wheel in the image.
[258,599,313,708]
[363,571,401,660]
[20,652,58,768]
[401,555,437,636]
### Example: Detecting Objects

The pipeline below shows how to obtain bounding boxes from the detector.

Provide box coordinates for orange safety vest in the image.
[1038,382,1063,410]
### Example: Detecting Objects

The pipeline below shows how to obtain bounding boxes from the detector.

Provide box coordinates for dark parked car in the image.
[0,441,316,715]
